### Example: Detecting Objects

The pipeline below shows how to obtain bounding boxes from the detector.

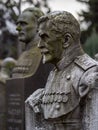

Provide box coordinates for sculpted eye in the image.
[21,22,28,26]
[40,34,49,40]
[16,21,27,26]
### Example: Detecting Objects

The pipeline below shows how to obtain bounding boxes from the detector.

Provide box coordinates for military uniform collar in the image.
[74,53,97,70]
[55,56,74,71]
[55,44,84,71]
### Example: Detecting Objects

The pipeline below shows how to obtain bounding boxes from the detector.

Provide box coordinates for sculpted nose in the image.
[16,24,21,32]
[38,41,45,48]
[38,30,46,48]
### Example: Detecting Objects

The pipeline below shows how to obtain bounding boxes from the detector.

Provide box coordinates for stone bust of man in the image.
[26,11,98,130]
[0,57,16,84]
[12,7,44,78]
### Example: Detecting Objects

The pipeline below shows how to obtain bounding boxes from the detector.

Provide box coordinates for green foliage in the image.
[0,0,20,59]
[77,0,98,43]
[0,0,50,59]
[22,0,50,13]
[83,29,98,58]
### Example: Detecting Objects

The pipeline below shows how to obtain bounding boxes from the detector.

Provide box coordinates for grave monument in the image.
[26,11,98,130]
[6,7,53,130]
[0,57,16,130]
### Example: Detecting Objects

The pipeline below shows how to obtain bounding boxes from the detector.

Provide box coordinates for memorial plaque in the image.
[6,62,53,130]
[6,78,25,130]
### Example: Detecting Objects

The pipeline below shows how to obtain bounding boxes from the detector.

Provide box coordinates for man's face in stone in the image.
[38,21,63,64]
[16,11,37,44]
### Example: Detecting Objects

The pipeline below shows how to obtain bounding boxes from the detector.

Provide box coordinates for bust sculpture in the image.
[0,57,16,83]
[12,7,44,78]
[0,57,16,130]
[95,53,98,61]
[10,7,53,130]
[26,11,98,130]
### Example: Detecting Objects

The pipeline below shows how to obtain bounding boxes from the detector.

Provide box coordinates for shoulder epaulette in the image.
[74,53,98,70]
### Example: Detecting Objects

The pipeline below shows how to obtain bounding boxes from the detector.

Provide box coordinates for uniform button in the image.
[66,75,71,80]
[55,103,60,110]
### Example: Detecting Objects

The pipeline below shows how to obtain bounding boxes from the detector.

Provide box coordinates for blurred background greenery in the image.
[77,0,98,58]
[0,0,98,59]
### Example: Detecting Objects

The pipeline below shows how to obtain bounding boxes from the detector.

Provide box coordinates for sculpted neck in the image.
[26,34,39,50]
[56,42,84,70]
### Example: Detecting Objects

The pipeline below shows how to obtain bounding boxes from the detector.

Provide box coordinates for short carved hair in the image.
[38,11,80,41]
[23,7,44,22]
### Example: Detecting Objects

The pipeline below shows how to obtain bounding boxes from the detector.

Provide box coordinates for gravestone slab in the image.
[6,78,25,130]
[6,62,53,130]
[0,82,6,130]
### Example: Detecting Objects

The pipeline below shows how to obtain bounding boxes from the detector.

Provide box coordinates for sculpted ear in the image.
[63,33,72,48]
